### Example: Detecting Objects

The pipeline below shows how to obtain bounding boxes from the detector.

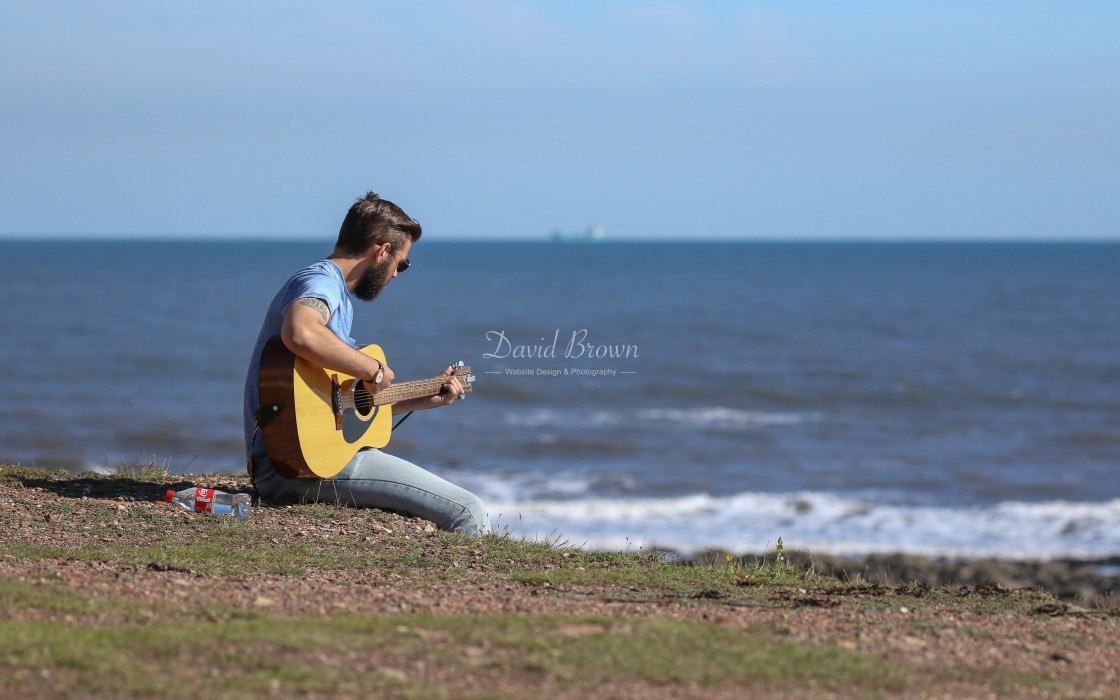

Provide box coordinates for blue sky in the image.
[1,1,1117,240]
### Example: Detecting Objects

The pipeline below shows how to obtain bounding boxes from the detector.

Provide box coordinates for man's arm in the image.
[280,297,394,386]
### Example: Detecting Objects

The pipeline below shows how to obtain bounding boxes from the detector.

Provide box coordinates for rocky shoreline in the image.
[688,549,1120,608]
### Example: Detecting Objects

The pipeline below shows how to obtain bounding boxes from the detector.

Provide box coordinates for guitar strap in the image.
[255,402,284,429]
[246,425,259,481]
[392,410,414,431]
[246,403,285,481]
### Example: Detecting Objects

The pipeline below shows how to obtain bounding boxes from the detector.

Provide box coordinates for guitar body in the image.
[256,337,472,479]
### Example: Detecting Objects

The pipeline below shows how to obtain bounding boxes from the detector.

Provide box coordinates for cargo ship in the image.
[550,225,605,243]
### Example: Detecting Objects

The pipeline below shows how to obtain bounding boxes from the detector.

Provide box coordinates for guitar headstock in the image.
[450,360,474,396]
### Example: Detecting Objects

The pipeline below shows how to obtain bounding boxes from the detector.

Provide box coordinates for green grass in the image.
[0,609,907,698]
[1,463,1110,699]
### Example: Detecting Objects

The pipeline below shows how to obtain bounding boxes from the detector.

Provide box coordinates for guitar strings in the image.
[352,386,471,409]
[349,376,471,410]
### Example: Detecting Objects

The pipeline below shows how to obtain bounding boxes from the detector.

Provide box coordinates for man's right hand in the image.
[364,358,394,391]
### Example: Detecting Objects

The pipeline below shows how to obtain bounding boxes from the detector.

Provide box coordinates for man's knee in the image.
[454,494,491,538]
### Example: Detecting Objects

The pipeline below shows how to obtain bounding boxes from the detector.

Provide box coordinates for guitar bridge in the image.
[331,374,343,431]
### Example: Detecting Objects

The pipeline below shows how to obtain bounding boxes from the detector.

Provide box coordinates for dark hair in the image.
[334,191,422,255]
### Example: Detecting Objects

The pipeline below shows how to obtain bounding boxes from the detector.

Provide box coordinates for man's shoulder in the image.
[289,259,341,281]
[285,260,345,294]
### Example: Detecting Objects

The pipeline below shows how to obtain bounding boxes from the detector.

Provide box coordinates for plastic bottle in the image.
[165,487,250,517]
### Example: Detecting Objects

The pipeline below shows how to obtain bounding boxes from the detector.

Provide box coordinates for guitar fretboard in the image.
[367,374,469,406]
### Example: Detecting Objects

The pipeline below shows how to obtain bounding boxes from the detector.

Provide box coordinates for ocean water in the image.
[3,240,1119,560]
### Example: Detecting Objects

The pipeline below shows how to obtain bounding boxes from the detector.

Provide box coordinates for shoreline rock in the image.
[684,549,1120,608]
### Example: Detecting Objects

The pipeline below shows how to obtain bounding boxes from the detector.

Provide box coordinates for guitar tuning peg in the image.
[467,375,475,383]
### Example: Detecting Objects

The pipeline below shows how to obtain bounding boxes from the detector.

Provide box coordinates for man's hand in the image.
[391,364,465,413]
[430,363,466,406]
[362,358,395,393]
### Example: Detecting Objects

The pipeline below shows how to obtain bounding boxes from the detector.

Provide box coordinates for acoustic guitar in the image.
[255,336,473,479]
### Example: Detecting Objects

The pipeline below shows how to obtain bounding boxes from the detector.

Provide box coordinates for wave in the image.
[483,490,1120,561]
[500,406,816,430]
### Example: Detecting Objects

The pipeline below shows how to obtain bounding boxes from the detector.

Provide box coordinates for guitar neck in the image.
[370,376,454,406]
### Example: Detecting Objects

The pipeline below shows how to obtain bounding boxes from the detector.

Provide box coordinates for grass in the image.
[0,603,907,698]
[1,464,1117,698]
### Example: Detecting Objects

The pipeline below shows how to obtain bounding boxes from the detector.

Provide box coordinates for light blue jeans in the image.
[251,448,491,539]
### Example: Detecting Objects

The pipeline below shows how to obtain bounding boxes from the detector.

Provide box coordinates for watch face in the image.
[375,369,384,384]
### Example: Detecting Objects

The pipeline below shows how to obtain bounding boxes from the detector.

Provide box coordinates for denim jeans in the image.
[251,448,490,539]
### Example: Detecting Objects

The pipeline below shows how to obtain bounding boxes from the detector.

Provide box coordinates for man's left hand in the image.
[428,364,465,408]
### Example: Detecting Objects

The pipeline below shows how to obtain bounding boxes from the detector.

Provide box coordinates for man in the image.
[243,192,490,538]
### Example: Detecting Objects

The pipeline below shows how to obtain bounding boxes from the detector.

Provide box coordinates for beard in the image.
[352,260,394,301]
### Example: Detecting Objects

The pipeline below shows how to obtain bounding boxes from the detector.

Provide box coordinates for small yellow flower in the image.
[726,555,733,562]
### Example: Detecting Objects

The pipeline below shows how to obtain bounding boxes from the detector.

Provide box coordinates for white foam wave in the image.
[637,407,811,428]
[485,490,1120,561]
[81,461,116,475]
[454,469,599,503]
[502,406,814,430]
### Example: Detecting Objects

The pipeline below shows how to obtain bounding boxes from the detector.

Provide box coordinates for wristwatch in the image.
[372,362,384,384]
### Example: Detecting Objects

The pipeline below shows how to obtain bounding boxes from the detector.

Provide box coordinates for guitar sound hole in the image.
[353,382,374,418]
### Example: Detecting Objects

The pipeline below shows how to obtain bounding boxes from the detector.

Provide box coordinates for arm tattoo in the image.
[297,297,330,323]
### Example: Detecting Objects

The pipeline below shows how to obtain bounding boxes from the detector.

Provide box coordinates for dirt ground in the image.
[2,471,1119,698]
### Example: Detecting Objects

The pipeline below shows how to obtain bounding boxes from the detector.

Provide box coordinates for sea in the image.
[3,240,1119,561]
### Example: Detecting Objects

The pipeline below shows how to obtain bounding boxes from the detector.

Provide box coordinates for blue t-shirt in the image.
[243,260,354,468]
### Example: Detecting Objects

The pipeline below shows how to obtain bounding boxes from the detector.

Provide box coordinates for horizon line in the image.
[2,235,1119,244]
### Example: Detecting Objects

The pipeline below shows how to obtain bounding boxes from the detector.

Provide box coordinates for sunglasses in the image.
[390,248,411,273]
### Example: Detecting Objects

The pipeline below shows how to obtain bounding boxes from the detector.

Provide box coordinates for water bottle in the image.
[165,487,250,517]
